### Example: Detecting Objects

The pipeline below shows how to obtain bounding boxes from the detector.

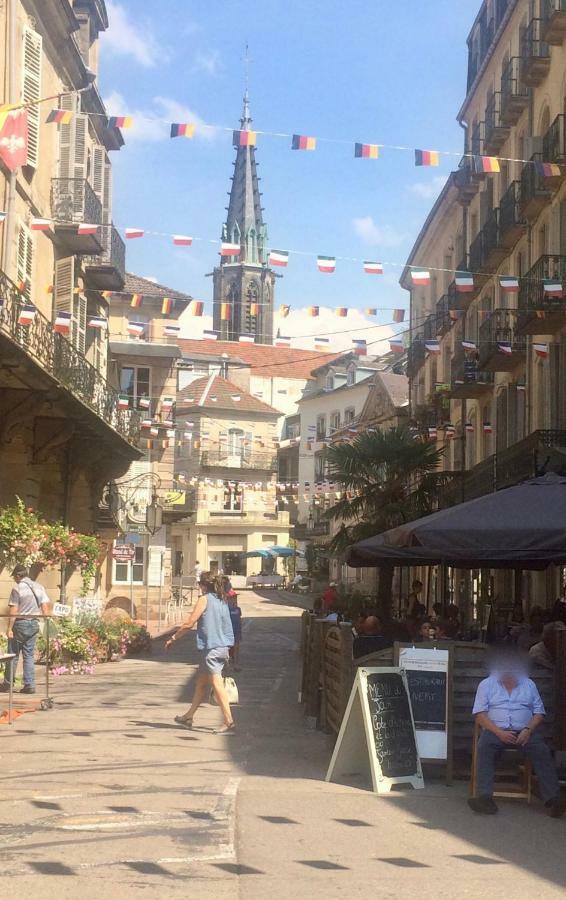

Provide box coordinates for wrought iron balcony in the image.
[478,309,527,371]
[51,178,103,254]
[84,224,126,291]
[450,349,494,399]
[407,334,426,378]
[500,57,529,125]
[454,157,480,202]
[422,313,437,341]
[498,180,526,248]
[447,257,478,311]
[484,92,510,154]
[469,213,507,274]
[294,520,330,540]
[471,120,485,157]
[200,450,278,471]
[541,0,566,44]
[519,157,552,220]
[0,269,140,447]
[521,18,551,86]
[435,294,452,336]
[517,253,566,334]
[542,113,566,171]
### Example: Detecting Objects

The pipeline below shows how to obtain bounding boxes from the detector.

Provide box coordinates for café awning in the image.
[346,473,566,570]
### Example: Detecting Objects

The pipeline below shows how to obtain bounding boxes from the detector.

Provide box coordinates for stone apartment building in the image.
[403,0,566,609]
[0,0,140,602]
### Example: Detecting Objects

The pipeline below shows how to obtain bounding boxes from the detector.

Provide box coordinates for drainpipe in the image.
[2,0,17,276]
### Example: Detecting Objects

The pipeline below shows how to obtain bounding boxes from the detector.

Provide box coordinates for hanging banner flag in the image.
[535,161,561,178]
[162,397,174,411]
[0,107,28,171]
[352,338,367,355]
[239,334,255,343]
[534,342,549,358]
[141,419,153,429]
[275,335,291,347]
[363,261,383,275]
[483,422,493,434]
[392,309,405,323]
[354,142,379,159]
[221,241,241,256]
[203,329,218,340]
[46,109,73,125]
[544,279,563,296]
[499,276,519,293]
[462,340,477,353]
[163,324,180,336]
[17,304,36,326]
[415,149,440,167]
[455,272,475,292]
[269,249,289,267]
[88,316,107,329]
[307,306,320,317]
[233,129,257,146]
[127,321,145,336]
[444,424,456,438]
[190,300,204,317]
[150,426,159,437]
[390,338,405,353]
[220,302,231,321]
[166,428,176,439]
[101,290,113,299]
[428,427,438,440]
[317,256,336,273]
[315,336,330,350]
[366,308,377,316]
[125,228,144,239]
[173,234,193,246]
[130,294,142,308]
[109,116,133,129]
[536,310,546,319]
[516,382,526,393]
[170,122,195,138]
[411,269,431,286]
[138,397,151,409]
[161,297,173,315]
[250,302,260,316]
[425,340,440,354]
[77,222,98,235]
[118,395,130,410]
[292,134,316,151]
[30,218,51,231]
[474,155,500,174]
[335,307,348,317]
[497,341,513,355]
[465,422,474,433]
[53,311,72,334]
[279,304,290,317]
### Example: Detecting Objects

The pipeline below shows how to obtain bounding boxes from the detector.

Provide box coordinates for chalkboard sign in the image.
[366,672,418,778]
[396,645,452,769]
[326,667,423,794]
[405,670,447,731]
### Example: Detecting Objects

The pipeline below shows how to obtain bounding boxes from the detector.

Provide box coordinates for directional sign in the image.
[112,543,136,562]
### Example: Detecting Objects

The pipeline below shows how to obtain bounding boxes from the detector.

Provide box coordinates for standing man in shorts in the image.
[1,565,50,694]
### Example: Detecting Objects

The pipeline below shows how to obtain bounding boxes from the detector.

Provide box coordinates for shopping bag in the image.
[210,676,239,705]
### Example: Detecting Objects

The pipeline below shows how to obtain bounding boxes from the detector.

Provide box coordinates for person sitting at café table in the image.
[469,653,564,817]
[417,620,435,642]
[406,579,426,618]
[528,621,566,670]
[352,615,392,659]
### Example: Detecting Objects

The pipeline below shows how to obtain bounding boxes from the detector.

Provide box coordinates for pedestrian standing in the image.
[166,573,235,733]
[227,590,242,670]
[1,565,50,694]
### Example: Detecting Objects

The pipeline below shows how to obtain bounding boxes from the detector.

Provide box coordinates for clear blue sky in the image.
[99,0,479,333]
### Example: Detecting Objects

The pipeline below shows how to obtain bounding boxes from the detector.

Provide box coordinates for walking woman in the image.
[166,572,235,733]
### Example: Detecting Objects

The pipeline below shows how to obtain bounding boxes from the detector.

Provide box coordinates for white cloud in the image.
[103,92,216,143]
[103,2,164,68]
[352,216,406,248]
[193,50,222,76]
[281,306,395,355]
[408,174,449,201]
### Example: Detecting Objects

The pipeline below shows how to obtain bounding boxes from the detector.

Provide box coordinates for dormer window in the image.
[347,364,356,386]
[325,372,335,391]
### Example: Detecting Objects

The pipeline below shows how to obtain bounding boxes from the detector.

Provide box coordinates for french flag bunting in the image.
[411,269,431,286]
[364,261,383,275]
[173,235,193,246]
[534,343,549,358]
[425,340,440,354]
[53,311,72,334]
[221,241,241,256]
[88,316,107,329]
[78,223,98,235]
[497,341,513,355]
[17,304,36,326]
[125,228,144,239]
[30,218,51,231]
[389,338,404,353]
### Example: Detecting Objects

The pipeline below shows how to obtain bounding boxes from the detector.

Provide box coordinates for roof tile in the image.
[178,339,342,379]
[177,376,280,414]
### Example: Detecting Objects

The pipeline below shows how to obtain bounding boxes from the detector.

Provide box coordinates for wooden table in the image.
[0,654,16,724]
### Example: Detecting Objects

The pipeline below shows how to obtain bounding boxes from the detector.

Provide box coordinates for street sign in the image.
[52,603,71,617]
[112,543,136,562]
[126,523,149,535]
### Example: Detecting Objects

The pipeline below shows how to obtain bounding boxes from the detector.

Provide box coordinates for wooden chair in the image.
[470,720,533,802]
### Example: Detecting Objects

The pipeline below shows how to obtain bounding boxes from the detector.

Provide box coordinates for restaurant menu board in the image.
[398,646,450,761]
[326,667,424,795]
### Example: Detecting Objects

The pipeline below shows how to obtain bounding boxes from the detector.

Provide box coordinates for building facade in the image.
[403,0,566,610]
[0,0,140,604]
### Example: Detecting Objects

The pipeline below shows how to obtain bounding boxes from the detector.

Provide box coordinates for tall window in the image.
[344,407,355,424]
[120,366,151,408]
[325,372,335,391]
[127,313,148,341]
[113,544,145,584]
[228,428,244,457]
[224,482,243,511]
[316,414,327,440]
[330,411,341,433]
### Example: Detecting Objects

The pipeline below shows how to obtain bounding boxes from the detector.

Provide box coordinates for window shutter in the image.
[17,224,33,301]
[54,257,75,313]
[21,26,42,168]
[550,342,561,429]
[73,293,87,354]
[244,432,253,461]
[57,108,88,222]
[91,145,112,224]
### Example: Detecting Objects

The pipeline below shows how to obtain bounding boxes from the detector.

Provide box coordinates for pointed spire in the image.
[241,89,251,129]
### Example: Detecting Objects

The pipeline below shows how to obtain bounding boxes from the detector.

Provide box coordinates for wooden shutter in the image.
[17,224,33,301]
[21,26,42,168]
[74,293,87,355]
[91,145,112,225]
[54,257,75,313]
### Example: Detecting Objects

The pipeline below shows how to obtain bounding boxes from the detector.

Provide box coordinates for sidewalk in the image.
[0,589,564,898]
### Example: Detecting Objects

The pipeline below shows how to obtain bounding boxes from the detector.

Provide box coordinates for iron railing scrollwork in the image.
[51,178,102,226]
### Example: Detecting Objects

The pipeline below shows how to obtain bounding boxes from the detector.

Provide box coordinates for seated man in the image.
[352,615,392,659]
[529,620,566,670]
[469,658,564,817]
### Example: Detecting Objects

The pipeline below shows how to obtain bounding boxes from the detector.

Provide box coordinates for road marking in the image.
[159,776,240,864]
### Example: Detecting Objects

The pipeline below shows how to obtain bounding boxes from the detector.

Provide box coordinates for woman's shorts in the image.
[199,647,229,675]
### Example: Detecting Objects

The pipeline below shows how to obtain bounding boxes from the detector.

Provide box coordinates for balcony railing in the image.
[478,309,527,371]
[471,121,485,156]
[519,156,552,220]
[484,92,509,153]
[0,269,140,446]
[435,294,452,335]
[542,113,566,166]
[498,180,526,247]
[407,335,426,377]
[84,224,126,290]
[450,349,494,398]
[521,18,551,86]
[500,57,529,125]
[518,253,566,333]
[541,0,566,44]
[51,178,102,226]
[200,450,278,470]
[294,520,330,541]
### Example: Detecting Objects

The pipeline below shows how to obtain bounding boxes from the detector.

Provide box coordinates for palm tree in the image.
[324,426,446,611]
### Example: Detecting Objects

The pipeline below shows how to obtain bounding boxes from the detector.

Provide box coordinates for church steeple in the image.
[213,94,277,345]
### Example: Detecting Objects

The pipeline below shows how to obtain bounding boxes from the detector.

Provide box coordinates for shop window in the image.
[113,544,145,584]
